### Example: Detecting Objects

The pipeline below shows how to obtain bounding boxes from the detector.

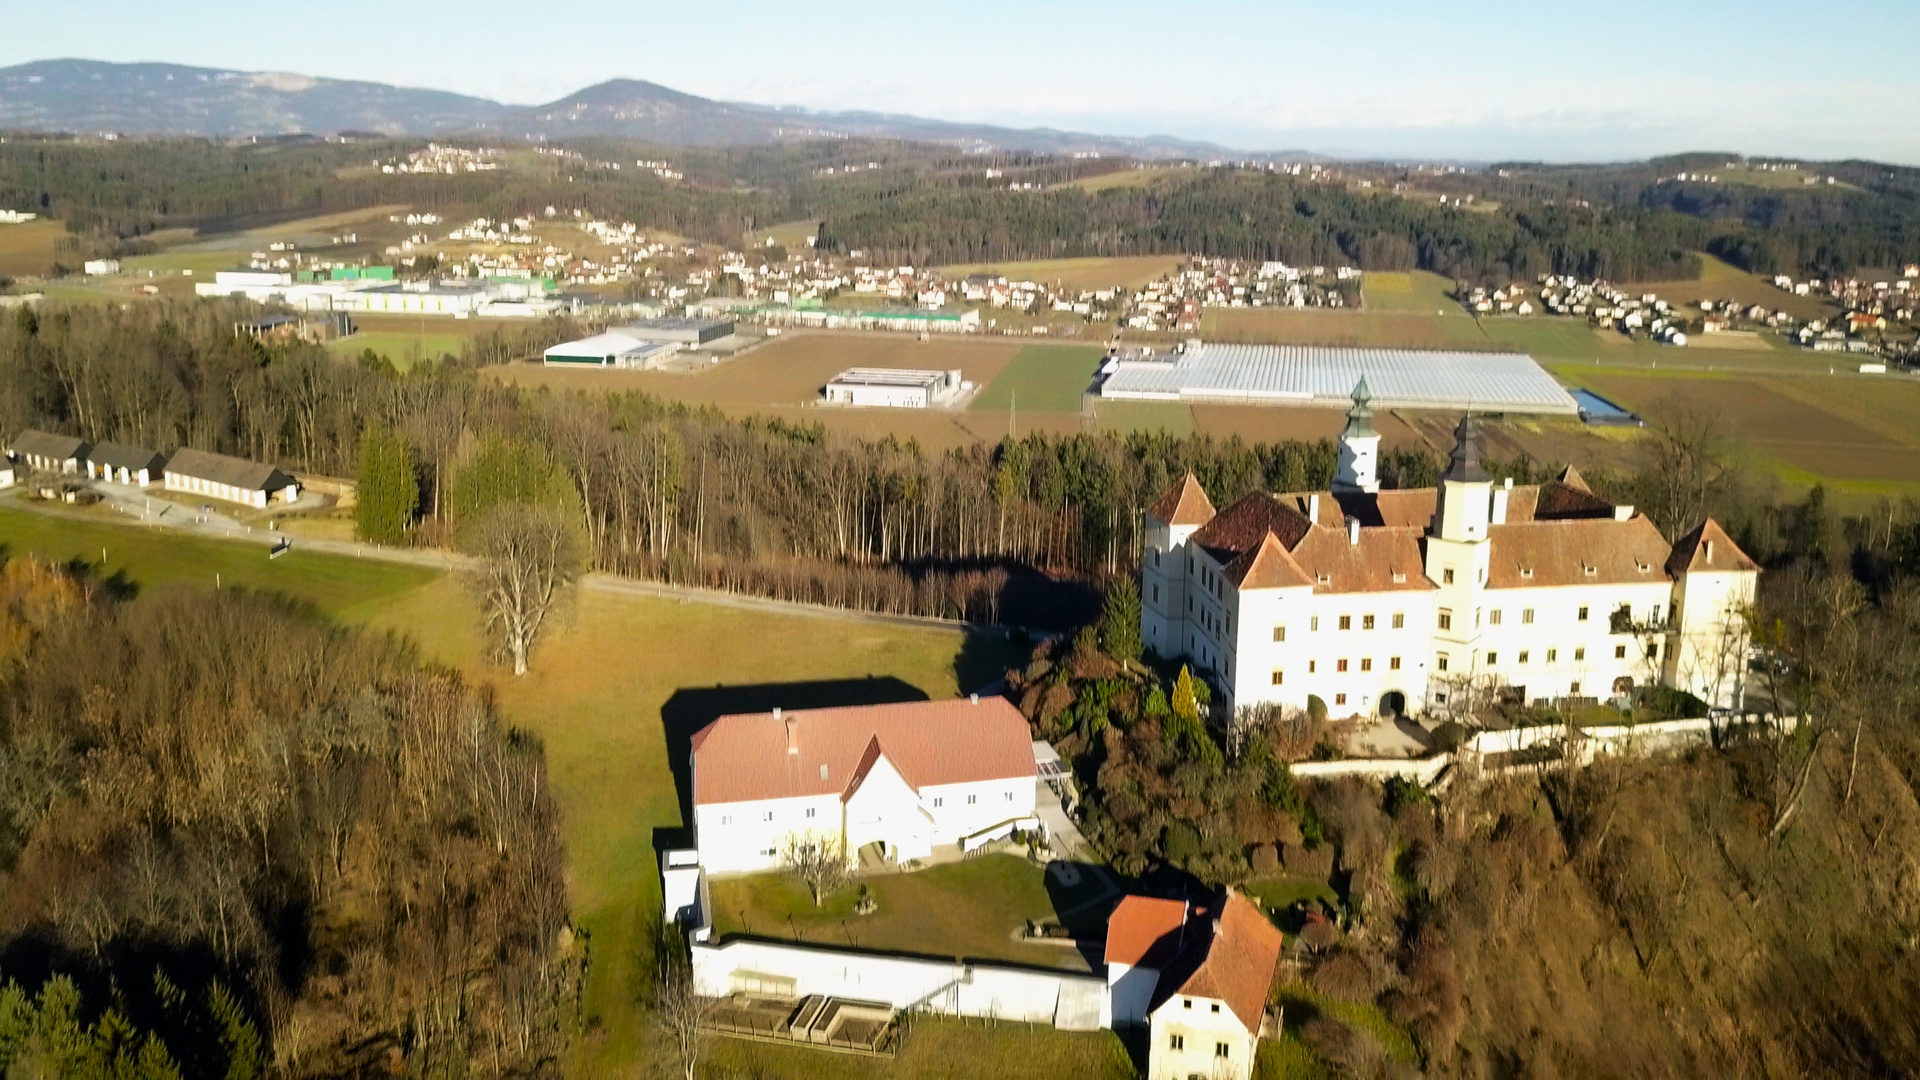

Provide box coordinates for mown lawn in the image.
[709,853,1115,971]
[971,344,1106,413]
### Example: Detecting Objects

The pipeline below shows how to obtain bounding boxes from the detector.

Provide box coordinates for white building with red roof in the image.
[689,697,1039,874]
[1142,381,1759,718]
[1106,891,1284,1080]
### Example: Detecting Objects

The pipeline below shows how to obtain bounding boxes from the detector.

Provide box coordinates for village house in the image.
[10,430,90,474]
[688,698,1039,874]
[162,448,300,508]
[1141,384,1759,719]
[85,441,167,486]
[1107,891,1283,1080]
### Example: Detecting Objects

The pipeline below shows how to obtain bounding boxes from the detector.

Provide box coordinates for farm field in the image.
[1360,270,1461,314]
[0,219,73,276]
[327,315,492,368]
[493,332,1022,410]
[1571,372,1920,495]
[1049,165,1191,193]
[971,344,1106,413]
[1486,318,1806,373]
[750,218,820,248]
[708,854,1114,971]
[1201,307,1487,349]
[1093,400,1197,437]
[937,255,1183,292]
[0,504,1030,1078]
[1626,252,1839,324]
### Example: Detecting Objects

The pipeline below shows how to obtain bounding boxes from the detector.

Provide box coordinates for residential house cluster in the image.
[1123,259,1359,332]
[378,143,500,175]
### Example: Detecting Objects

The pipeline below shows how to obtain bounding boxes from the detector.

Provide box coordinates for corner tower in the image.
[1332,377,1381,495]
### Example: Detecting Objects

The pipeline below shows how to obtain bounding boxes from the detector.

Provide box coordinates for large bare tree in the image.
[1639,399,1732,542]
[779,832,852,906]
[463,502,585,676]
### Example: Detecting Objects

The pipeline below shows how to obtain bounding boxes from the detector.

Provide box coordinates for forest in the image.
[0,558,576,1078]
[4,133,1918,282]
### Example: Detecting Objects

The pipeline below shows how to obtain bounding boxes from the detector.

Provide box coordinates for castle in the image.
[1141,381,1757,718]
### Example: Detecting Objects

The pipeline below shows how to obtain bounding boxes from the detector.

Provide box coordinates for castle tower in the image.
[1433,413,1492,543]
[1332,377,1381,495]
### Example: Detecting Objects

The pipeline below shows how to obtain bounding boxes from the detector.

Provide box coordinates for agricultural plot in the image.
[971,344,1106,413]
[1093,399,1197,437]
[1626,252,1838,324]
[1200,308,1486,349]
[1360,270,1462,315]
[936,254,1183,292]
[1575,372,1920,494]
[1049,165,1191,193]
[0,219,72,276]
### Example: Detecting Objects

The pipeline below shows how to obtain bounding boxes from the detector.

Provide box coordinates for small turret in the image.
[1332,377,1381,494]
[1434,413,1492,542]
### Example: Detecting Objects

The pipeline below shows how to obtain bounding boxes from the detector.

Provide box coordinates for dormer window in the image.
[1583,565,1597,577]
[1391,571,1406,584]
[1520,567,1534,579]
[1635,561,1650,573]
[1316,573,1331,585]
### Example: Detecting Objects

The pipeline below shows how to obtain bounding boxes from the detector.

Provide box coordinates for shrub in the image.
[1431,721,1467,753]
[1249,842,1281,877]
[1283,841,1336,880]
[1308,694,1329,723]
[1311,950,1377,1003]
[1164,821,1202,866]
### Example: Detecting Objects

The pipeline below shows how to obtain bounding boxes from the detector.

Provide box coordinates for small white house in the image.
[1107,890,1284,1080]
[689,697,1039,874]
[83,258,120,276]
[11,430,90,474]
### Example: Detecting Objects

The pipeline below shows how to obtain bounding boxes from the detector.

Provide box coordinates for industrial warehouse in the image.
[821,368,969,408]
[542,317,739,368]
[1098,343,1579,414]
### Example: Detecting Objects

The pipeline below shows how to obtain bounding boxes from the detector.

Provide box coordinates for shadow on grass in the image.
[658,676,931,843]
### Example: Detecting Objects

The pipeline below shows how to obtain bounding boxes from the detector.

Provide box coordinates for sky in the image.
[6,0,1919,163]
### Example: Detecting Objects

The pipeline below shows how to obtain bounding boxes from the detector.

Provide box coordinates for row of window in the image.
[1433,642,1657,672]
[1271,656,1405,685]
[1272,611,1408,641]
[717,790,1016,825]
[1164,1033,1231,1058]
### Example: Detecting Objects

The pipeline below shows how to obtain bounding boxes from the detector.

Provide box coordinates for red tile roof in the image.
[1192,492,1313,565]
[1148,474,1216,527]
[1666,518,1757,576]
[690,698,1036,806]
[1159,891,1284,1033]
[1486,516,1675,589]
[1105,896,1189,968]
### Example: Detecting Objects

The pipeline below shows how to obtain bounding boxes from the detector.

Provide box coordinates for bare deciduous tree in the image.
[779,832,852,907]
[462,503,585,676]
[1639,399,1731,542]
[653,923,711,1080]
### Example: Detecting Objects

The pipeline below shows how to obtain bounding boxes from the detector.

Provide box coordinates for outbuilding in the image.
[822,368,964,408]
[542,330,678,369]
[86,441,168,486]
[11,429,91,474]
[162,448,300,508]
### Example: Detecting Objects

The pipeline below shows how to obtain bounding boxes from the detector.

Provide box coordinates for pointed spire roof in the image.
[1666,518,1757,576]
[1441,413,1490,484]
[1148,473,1216,527]
[1555,464,1591,493]
[1340,377,1377,440]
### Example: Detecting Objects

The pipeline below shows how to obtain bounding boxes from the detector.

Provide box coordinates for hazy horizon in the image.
[5,0,1917,164]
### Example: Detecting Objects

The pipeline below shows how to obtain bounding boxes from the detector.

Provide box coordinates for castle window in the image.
[1337,659,1349,673]
[1393,613,1404,629]
[1273,625,1286,642]
[1647,643,1659,659]
[1153,585,1160,604]
[1217,1042,1230,1057]
[1518,650,1529,664]
[1362,614,1375,630]
[1436,653,1449,672]
[1485,651,1498,666]
[1170,1034,1185,1050]
[1311,616,1320,632]
[1578,606,1590,621]
[1571,681,1582,695]
[1575,647,1586,661]
[1615,645,1627,659]
[1547,648,1558,662]
[1438,609,1453,631]
[1335,693,1347,705]
[1339,615,1352,631]
[1361,658,1372,672]
[1443,568,1456,584]
[1271,670,1284,686]
[1309,660,1317,674]
[1523,608,1535,624]
[1389,656,1401,670]
[1490,609,1502,626]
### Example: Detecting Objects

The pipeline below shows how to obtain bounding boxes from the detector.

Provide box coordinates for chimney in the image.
[779,708,798,755]
[1307,493,1321,522]
[1345,516,1360,545]
[1212,918,1224,937]
[970,693,979,704]
[1613,505,1635,521]
[1491,483,1511,525]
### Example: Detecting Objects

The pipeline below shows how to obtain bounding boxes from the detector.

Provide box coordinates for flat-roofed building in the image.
[163,448,299,508]
[542,331,678,369]
[11,429,90,474]
[625,316,735,346]
[822,368,964,408]
[1101,342,1578,415]
[85,441,167,486]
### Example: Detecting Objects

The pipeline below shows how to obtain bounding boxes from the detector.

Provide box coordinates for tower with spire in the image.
[1332,377,1381,495]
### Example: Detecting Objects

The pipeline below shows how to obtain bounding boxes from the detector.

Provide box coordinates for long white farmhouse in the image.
[1143,381,1759,718]
[689,698,1038,874]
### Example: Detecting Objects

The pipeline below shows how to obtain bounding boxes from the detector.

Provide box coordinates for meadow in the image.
[0,219,72,276]
[1048,166,1192,194]
[1624,252,1838,324]
[970,344,1106,413]
[1358,269,1461,315]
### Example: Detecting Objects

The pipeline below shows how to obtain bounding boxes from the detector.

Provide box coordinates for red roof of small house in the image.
[1105,896,1189,968]
[689,698,1036,806]
[1157,890,1284,1033]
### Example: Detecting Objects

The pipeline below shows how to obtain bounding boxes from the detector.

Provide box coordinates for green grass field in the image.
[937,256,1183,292]
[327,329,471,369]
[1094,399,1198,437]
[1360,270,1461,315]
[972,344,1106,414]
[1049,166,1191,193]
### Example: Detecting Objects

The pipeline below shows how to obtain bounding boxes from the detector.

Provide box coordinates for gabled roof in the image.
[1289,526,1430,594]
[1105,896,1188,969]
[690,698,1036,806]
[1222,532,1314,590]
[1192,492,1313,565]
[1148,474,1216,527]
[164,447,294,491]
[88,441,167,473]
[1486,516,1676,589]
[11,429,89,461]
[1667,518,1758,576]
[1152,891,1284,1033]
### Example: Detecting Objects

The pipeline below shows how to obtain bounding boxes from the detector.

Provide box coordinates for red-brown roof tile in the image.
[1486,516,1675,589]
[1223,532,1316,590]
[1162,891,1284,1032]
[1666,518,1758,576]
[1192,492,1313,564]
[691,698,1036,806]
[1148,474,1216,527]
[1105,896,1189,968]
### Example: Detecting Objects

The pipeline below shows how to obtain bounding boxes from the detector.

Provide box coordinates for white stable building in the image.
[162,448,299,508]
[688,698,1038,874]
[821,368,965,408]
[1142,381,1758,718]
[11,430,89,474]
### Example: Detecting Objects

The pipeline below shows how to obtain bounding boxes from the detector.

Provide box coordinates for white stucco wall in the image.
[1148,994,1257,1080]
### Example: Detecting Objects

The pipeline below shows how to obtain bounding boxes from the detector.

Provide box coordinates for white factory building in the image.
[821,368,966,408]
[1142,381,1758,718]
[1101,342,1579,415]
[542,330,678,369]
[195,270,563,318]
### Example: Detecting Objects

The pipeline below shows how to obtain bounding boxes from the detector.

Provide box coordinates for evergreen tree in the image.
[354,424,418,544]
[208,982,262,1080]
[1099,577,1142,662]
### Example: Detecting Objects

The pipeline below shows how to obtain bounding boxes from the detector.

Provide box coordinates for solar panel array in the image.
[1100,344,1579,413]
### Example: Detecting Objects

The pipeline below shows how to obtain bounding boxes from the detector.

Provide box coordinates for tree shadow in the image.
[954,627,1029,696]
[658,676,931,844]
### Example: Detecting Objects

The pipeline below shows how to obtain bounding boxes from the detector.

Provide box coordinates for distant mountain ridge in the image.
[0,58,1255,159]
